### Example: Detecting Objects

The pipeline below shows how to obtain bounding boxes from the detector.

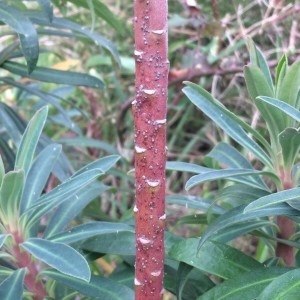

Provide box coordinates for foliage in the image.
[167,41,300,298]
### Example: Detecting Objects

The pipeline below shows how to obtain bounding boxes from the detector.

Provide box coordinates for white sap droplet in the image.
[155,119,167,125]
[133,205,138,212]
[159,213,166,220]
[135,145,146,153]
[146,179,160,187]
[151,270,161,277]
[139,237,152,245]
[151,29,165,35]
[134,278,142,286]
[132,99,137,105]
[143,89,156,95]
[134,49,143,56]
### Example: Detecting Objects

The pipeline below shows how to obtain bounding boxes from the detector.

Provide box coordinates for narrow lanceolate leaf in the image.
[275,55,288,90]
[0,156,4,187]
[182,84,272,168]
[20,144,62,215]
[169,239,262,280]
[256,96,300,123]
[22,169,103,229]
[206,143,268,190]
[0,3,38,72]
[29,15,120,65]
[72,155,120,177]
[42,270,134,300]
[0,170,24,225]
[244,187,300,213]
[14,106,48,175]
[198,267,291,300]
[247,39,274,91]
[44,183,108,238]
[0,268,26,300]
[21,238,90,281]
[185,169,277,191]
[257,269,300,300]
[166,194,226,215]
[38,0,53,22]
[0,234,10,248]
[2,62,104,88]
[166,161,211,173]
[198,204,299,249]
[279,128,300,168]
[48,222,134,244]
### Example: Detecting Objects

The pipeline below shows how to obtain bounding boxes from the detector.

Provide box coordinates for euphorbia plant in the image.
[133,0,168,299]
[166,41,300,298]
[0,106,134,299]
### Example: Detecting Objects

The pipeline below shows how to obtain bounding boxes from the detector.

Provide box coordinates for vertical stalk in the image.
[133,0,168,299]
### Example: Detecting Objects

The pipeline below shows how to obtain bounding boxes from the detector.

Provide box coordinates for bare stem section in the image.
[133,0,168,299]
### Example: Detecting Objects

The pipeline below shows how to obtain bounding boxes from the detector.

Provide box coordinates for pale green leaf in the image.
[2,62,104,88]
[44,183,108,238]
[38,0,53,22]
[169,239,262,279]
[244,188,300,213]
[198,204,298,249]
[21,238,90,281]
[198,267,291,300]
[279,128,300,168]
[0,268,26,300]
[257,269,300,300]
[14,106,48,175]
[0,234,10,248]
[183,83,272,167]
[0,156,4,188]
[48,222,134,244]
[185,169,276,191]
[42,270,134,300]
[20,144,62,215]
[0,3,38,72]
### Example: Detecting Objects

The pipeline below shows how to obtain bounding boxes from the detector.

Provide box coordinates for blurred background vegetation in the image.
[0,0,299,296]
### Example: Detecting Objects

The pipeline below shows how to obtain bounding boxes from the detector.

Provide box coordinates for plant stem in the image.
[133,0,168,299]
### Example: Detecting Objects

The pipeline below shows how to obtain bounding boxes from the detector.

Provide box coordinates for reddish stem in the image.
[133,0,168,299]
[12,232,47,300]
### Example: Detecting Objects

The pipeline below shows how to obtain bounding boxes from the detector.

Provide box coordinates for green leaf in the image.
[256,96,300,123]
[213,220,278,244]
[244,188,300,212]
[198,204,299,249]
[29,15,120,65]
[38,0,53,22]
[20,144,62,215]
[58,137,118,154]
[166,194,226,214]
[72,155,120,177]
[277,60,300,108]
[257,269,300,300]
[21,238,90,281]
[0,269,26,300]
[185,168,276,191]
[279,128,300,168]
[247,39,274,91]
[167,161,211,173]
[0,234,10,248]
[176,262,193,299]
[183,83,272,168]
[2,62,104,88]
[44,183,108,238]
[275,55,288,90]
[0,156,4,188]
[0,3,39,72]
[14,106,48,175]
[207,143,268,189]
[22,169,103,229]
[0,170,24,225]
[48,222,134,244]
[169,239,262,280]
[198,267,291,300]
[42,269,134,300]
